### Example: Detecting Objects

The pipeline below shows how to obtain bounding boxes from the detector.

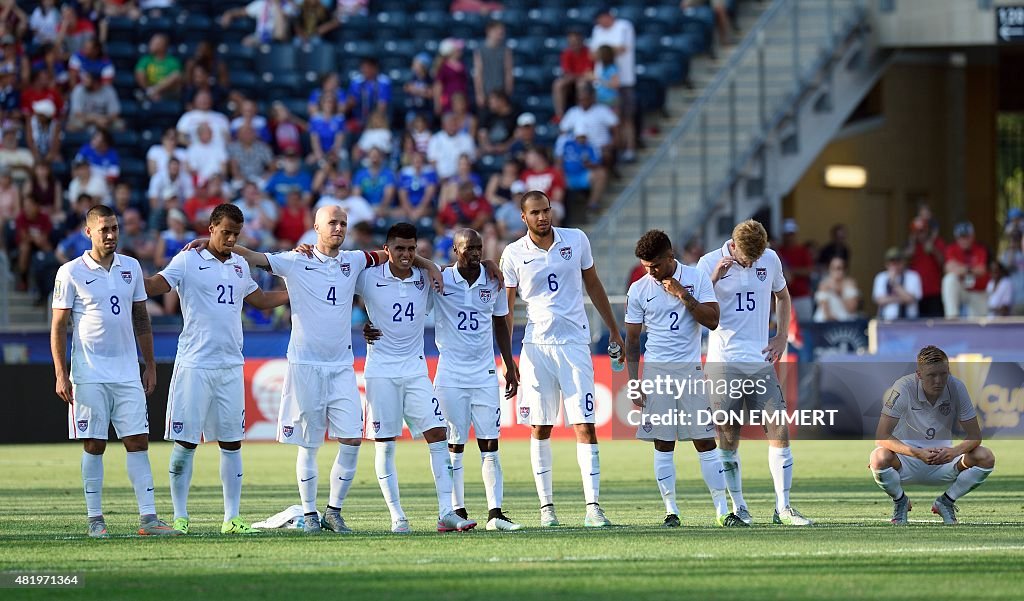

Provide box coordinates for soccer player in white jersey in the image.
[500,190,624,528]
[357,222,475,534]
[870,346,995,525]
[433,229,521,531]
[52,205,180,538]
[143,204,289,535]
[624,230,747,528]
[696,219,812,525]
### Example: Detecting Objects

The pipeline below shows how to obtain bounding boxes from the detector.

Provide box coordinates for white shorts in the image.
[889,450,964,485]
[435,385,501,444]
[636,365,715,442]
[68,381,149,440]
[278,363,363,446]
[165,364,245,444]
[517,343,596,426]
[704,363,786,413]
[365,375,447,439]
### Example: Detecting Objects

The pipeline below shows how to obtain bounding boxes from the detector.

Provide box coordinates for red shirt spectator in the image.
[15,205,53,245]
[183,181,224,232]
[439,182,492,230]
[521,167,565,202]
[275,205,308,246]
[946,237,989,292]
[561,42,594,77]
[19,71,64,117]
[908,235,946,298]
[776,220,813,299]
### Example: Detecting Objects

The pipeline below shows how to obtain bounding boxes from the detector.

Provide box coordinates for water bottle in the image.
[608,342,625,372]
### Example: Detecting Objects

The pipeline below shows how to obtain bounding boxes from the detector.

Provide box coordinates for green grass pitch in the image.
[1,439,1022,600]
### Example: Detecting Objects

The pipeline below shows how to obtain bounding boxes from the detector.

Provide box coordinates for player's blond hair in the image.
[732,219,768,262]
[917,345,948,367]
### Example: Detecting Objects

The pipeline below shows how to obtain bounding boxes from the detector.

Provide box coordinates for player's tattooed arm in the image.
[132,301,158,395]
[51,308,73,403]
[661,278,719,329]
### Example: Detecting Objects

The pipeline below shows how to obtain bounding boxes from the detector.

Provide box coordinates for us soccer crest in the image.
[77,419,88,432]
[414,276,424,290]
[372,421,381,433]
[479,288,492,303]
[121,271,132,284]
[939,403,951,416]
[172,421,183,434]
[684,284,694,296]
[756,267,767,282]
[234,264,244,278]
[519,406,530,420]
[282,425,294,437]
[340,263,351,277]
[641,422,653,433]
[559,246,572,260]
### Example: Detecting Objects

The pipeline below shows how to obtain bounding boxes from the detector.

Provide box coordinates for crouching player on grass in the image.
[870,345,995,525]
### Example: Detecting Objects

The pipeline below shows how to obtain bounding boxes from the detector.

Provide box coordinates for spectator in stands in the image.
[346,56,390,131]
[558,125,607,214]
[64,191,98,232]
[265,153,312,205]
[68,38,114,88]
[183,64,228,110]
[29,0,61,46]
[355,111,393,164]
[0,127,33,182]
[0,163,19,228]
[1000,228,1024,315]
[118,207,156,273]
[560,82,619,167]
[315,178,375,230]
[680,237,705,266]
[274,188,311,248]
[308,92,347,165]
[293,0,331,45]
[474,19,513,105]
[404,52,434,125]
[184,40,230,92]
[177,89,230,149]
[427,112,476,181]
[433,38,469,116]
[683,0,735,47]
[154,207,191,314]
[185,123,228,185]
[269,100,306,156]
[25,162,62,227]
[0,0,26,39]
[228,124,274,188]
[438,180,493,234]
[29,42,68,88]
[507,111,540,163]
[438,153,482,208]
[68,158,109,206]
[777,218,814,319]
[25,99,61,165]
[873,247,922,320]
[942,221,989,318]
[230,98,271,142]
[134,33,182,101]
[183,174,226,233]
[147,156,192,214]
[332,0,368,22]
[987,260,1013,317]
[494,179,527,242]
[590,6,637,162]
[521,147,566,224]
[19,68,64,119]
[592,45,620,110]
[553,29,594,122]
[0,64,18,122]
[0,34,23,79]
[407,113,431,155]
[813,257,860,322]
[307,72,345,117]
[449,92,477,139]
[485,158,520,210]
[111,180,135,217]
[233,181,278,251]
[146,127,186,177]
[67,71,123,132]
[817,223,850,269]
[476,90,517,157]
[220,0,296,47]
[353,147,397,216]
[904,215,946,318]
[74,128,119,183]
[14,194,55,300]
[397,151,438,235]
[55,208,91,264]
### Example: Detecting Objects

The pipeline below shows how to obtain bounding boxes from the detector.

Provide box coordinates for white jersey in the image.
[356,263,433,378]
[697,240,787,364]
[882,374,977,450]
[433,265,509,388]
[52,252,147,384]
[158,249,259,369]
[500,227,594,345]
[625,260,716,364]
[266,247,377,366]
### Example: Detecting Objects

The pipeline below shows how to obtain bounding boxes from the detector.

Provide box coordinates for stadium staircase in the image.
[585,0,891,308]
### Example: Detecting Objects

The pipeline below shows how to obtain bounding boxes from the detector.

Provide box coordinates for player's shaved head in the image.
[453,228,483,271]
[86,204,116,225]
[453,228,480,249]
[520,191,552,239]
[314,205,348,251]
[85,204,119,257]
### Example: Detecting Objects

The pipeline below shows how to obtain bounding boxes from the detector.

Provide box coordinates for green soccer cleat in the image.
[662,514,681,528]
[221,517,260,534]
[931,494,959,525]
[717,513,751,528]
[138,518,182,536]
[173,517,190,535]
[891,495,912,525]
[773,506,814,526]
[87,517,109,539]
[539,504,560,527]
[584,504,612,528]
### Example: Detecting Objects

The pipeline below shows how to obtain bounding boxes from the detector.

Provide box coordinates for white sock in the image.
[450,451,465,510]
[329,443,360,511]
[653,449,678,515]
[296,446,319,514]
[576,443,600,505]
[872,467,904,501]
[530,437,554,506]
[82,451,104,518]
[768,446,794,512]
[698,449,729,517]
[429,440,454,518]
[219,448,243,522]
[481,451,503,510]
[168,443,195,520]
[126,450,156,517]
[374,441,404,520]
[719,449,746,512]
[945,465,993,501]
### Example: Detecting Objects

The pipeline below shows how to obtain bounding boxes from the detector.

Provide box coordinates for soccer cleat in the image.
[322,510,352,534]
[303,513,322,534]
[172,517,190,535]
[221,517,260,534]
[662,514,681,528]
[931,494,959,525]
[87,518,109,539]
[717,513,750,528]
[584,504,612,528]
[891,495,912,525]
[437,511,477,532]
[773,506,814,526]
[454,507,469,520]
[391,518,412,534]
[734,506,753,525]
[539,504,560,527]
[139,518,182,536]
[486,512,522,531]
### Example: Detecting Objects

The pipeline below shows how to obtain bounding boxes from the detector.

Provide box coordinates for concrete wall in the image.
[873,0,1004,47]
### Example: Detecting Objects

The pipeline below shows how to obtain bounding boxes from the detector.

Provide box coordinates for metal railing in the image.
[588,0,867,279]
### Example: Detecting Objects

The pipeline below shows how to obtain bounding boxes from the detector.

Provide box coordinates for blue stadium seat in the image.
[107,17,139,44]
[221,17,256,44]
[113,70,136,91]
[282,97,309,122]
[175,12,213,43]
[120,157,149,187]
[382,39,419,64]
[138,15,175,41]
[523,95,555,124]
[512,65,549,96]
[108,41,142,72]
[262,71,303,96]
[340,40,377,62]
[229,70,260,96]
[256,44,297,76]
[218,42,255,70]
[375,11,410,36]
[299,44,337,82]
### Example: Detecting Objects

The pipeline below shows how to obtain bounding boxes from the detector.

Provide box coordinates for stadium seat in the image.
[108,41,141,72]
[175,12,213,44]
[229,70,260,96]
[218,42,255,71]
[282,97,309,122]
[257,44,297,76]
[299,44,337,82]
[523,95,555,124]
[138,15,175,41]
[113,70,136,91]
[512,65,549,96]
[221,17,256,44]
[107,16,139,44]
[375,11,410,37]
[262,71,303,97]
[340,40,377,63]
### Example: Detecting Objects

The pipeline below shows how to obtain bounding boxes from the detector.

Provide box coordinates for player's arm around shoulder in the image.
[244,283,290,310]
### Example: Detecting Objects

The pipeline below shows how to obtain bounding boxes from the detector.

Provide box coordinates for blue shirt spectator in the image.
[265,158,313,205]
[75,132,120,181]
[69,51,115,83]
[348,58,391,125]
[560,137,599,190]
[398,164,438,208]
[308,113,346,154]
[57,228,92,263]
[353,150,397,207]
